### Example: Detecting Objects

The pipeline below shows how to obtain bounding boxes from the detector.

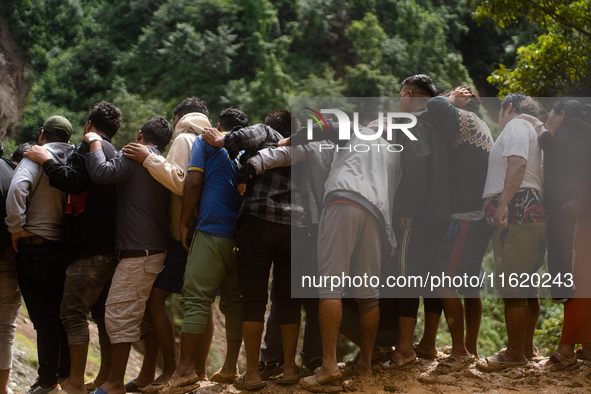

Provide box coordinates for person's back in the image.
[98,147,169,250]
[83,116,173,394]
[191,136,241,237]
[5,115,74,394]
[7,141,73,240]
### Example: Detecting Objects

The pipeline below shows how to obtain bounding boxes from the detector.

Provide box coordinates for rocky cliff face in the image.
[0,17,28,140]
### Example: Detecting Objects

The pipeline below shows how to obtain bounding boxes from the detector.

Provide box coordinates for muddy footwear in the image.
[210,370,240,384]
[543,352,579,372]
[435,354,476,373]
[382,352,418,369]
[575,347,591,361]
[299,372,342,393]
[233,374,267,391]
[476,350,526,372]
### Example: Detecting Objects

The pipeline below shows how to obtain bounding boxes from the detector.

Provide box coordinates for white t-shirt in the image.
[482,118,544,198]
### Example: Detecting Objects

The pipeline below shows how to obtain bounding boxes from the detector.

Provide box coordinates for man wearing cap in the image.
[5,115,74,394]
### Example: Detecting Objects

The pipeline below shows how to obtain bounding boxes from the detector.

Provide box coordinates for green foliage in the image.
[3,0,482,141]
[473,0,591,95]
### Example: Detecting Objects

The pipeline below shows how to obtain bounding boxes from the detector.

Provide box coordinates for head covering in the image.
[38,116,73,141]
[172,112,211,141]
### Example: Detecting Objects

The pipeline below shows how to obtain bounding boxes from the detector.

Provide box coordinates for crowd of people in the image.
[0,73,590,394]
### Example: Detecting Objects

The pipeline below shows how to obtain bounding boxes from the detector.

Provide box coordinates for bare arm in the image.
[493,155,527,227]
[180,171,204,251]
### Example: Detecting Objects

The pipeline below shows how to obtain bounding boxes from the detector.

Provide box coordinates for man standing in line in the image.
[23,102,122,394]
[120,97,215,389]
[165,108,248,388]
[84,116,172,394]
[202,110,305,390]
[6,116,74,394]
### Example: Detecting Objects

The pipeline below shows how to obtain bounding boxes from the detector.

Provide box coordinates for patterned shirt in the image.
[224,124,306,227]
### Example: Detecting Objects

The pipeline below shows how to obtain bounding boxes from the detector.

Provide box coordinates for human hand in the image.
[447,87,472,108]
[82,132,101,144]
[11,230,32,253]
[515,114,544,134]
[278,137,291,147]
[180,224,192,252]
[237,184,246,195]
[202,127,225,147]
[493,204,509,227]
[23,145,50,165]
[122,143,151,163]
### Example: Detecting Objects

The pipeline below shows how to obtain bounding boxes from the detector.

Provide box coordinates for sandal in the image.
[140,382,167,393]
[576,347,591,361]
[382,352,418,369]
[544,352,578,372]
[435,354,475,373]
[233,374,267,391]
[476,349,526,372]
[413,342,439,359]
[276,373,301,386]
[209,370,239,384]
[84,381,98,393]
[299,372,342,393]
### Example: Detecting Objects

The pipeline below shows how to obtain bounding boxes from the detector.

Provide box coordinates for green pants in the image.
[492,221,547,304]
[181,230,242,339]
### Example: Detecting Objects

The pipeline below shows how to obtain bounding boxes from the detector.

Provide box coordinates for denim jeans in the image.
[16,241,70,384]
[0,253,22,370]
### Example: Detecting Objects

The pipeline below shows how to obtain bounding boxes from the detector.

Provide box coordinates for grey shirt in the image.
[86,146,169,251]
[6,142,74,241]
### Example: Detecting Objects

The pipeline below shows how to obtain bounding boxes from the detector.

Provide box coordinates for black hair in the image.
[443,86,481,114]
[402,74,438,97]
[218,108,249,131]
[551,99,591,124]
[140,116,173,151]
[0,141,4,158]
[264,109,301,138]
[11,143,33,163]
[173,97,209,118]
[500,93,541,117]
[88,101,122,139]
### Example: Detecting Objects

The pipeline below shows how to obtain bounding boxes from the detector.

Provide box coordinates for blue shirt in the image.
[188,136,241,239]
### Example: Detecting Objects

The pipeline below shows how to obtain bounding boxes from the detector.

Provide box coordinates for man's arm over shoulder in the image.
[247,146,294,175]
[86,150,134,185]
[5,160,41,233]
[291,120,340,146]
[144,134,194,196]
[223,124,271,154]
[43,145,92,195]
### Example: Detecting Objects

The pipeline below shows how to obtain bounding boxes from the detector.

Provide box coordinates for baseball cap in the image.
[37,116,73,141]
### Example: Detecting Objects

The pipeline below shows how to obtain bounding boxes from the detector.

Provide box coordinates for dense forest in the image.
[2,0,588,149]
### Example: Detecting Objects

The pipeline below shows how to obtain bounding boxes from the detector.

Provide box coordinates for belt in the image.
[119,250,165,259]
[19,236,48,245]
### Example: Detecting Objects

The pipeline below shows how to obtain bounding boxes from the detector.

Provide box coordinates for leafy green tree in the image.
[473,0,591,95]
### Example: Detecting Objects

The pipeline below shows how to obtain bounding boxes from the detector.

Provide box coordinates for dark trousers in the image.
[261,287,322,365]
[16,241,70,385]
[547,207,577,299]
[235,214,301,324]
